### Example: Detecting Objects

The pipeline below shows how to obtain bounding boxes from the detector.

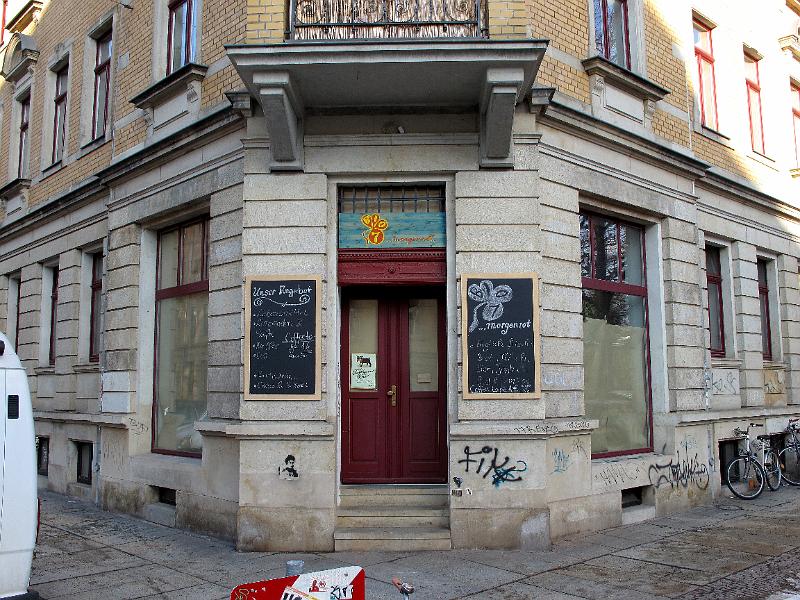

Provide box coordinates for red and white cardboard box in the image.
[231,566,366,600]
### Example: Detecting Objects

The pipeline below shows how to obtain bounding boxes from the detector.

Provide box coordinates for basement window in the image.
[157,486,177,506]
[76,441,93,485]
[621,486,644,508]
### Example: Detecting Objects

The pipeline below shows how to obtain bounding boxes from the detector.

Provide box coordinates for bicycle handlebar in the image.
[750,423,764,428]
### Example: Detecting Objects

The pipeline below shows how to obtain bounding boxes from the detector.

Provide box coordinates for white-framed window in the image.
[791,81,800,167]
[51,64,69,164]
[167,0,197,75]
[80,16,115,147]
[92,32,112,141]
[41,50,72,170]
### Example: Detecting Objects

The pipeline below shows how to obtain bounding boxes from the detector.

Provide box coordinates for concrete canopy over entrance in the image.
[226,40,548,170]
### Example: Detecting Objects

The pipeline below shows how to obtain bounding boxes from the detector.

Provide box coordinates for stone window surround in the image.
[40,44,73,175]
[152,0,204,83]
[586,0,647,76]
[38,260,59,368]
[577,198,669,418]
[77,244,104,367]
[79,11,116,151]
[7,81,32,183]
[702,234,738,364]
[757,252,783,365]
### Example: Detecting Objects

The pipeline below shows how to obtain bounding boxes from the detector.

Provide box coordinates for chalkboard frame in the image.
[243,274,323,401]
[460,272,542,400]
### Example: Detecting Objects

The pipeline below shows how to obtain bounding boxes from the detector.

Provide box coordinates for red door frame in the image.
[340,286,447,484]
[339,249,448,484]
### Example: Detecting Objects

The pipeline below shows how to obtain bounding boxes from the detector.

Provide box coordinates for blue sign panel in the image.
[338,213,446,249]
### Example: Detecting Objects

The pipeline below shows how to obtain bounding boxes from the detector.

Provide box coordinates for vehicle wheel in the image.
[764,449,782,491]
[726,457,765,500]
[778,446,800,486]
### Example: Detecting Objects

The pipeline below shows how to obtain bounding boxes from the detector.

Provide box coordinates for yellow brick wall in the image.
[536,54,591,104]
[246,0,285,43]
[643,0,688,113]
[0,0,247,206]
[651,109,690,148]
[529,0,588,56]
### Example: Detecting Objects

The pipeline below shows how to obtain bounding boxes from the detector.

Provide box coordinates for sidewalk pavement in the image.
[31,485,800,600]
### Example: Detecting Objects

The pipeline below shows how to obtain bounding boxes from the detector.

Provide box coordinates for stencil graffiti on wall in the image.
[458,445,528,488]
[764,370,786,395]
[279,455,299,480]
[648,451,710,490]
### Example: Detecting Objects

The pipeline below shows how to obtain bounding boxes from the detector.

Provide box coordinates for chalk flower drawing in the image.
[361,213,389,245]
[467,280,513,332]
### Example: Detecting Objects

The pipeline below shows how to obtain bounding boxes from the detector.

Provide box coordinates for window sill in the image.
[130,62,208,110]
[694,123,733,148]
[73,362,100,373]
[78,135,111,159]
[747,150,777,170]
[41,160,63,179]
[581,55,670,102]
[34,366,55,375]
[0,177,31,203]
[763,361,787,370]
[710,357,742,369]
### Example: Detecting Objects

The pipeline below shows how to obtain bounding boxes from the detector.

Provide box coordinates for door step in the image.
[335,485,451,550]
[334,527,452,551]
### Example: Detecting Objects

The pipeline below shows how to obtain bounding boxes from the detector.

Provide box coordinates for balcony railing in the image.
[289,0,488,40]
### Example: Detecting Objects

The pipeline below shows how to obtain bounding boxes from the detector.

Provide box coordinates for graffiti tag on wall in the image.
[648,451,710,490]
[458,445,527,488]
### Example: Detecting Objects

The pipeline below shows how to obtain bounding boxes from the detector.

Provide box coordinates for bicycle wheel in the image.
[779,445,800,486]
[763,448,782,491]
[726,457,765,499]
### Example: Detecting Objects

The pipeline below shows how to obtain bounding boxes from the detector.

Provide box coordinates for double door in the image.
[341,288,447,483]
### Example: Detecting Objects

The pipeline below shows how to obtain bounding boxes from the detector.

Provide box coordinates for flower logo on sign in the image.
[360,213,389,245]
[467,280,513,332]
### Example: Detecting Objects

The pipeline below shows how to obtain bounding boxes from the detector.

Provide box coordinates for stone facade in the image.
[0,0,799,552]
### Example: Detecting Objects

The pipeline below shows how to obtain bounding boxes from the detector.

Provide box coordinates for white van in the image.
[0,332,38,599]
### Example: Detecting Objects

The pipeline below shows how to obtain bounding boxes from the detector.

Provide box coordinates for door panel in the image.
[341,288,447,484]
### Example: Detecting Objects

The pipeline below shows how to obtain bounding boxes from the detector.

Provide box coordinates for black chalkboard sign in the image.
[461,273,541,399]
[244,275,322,400]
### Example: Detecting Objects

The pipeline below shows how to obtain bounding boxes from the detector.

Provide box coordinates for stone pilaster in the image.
[731,241,763,407]
[102,223,141,415]
[54,249,82,412]
[661,217,705,412]
[19,263,43,401]
[778,254,800,404]
[208,184,243,419]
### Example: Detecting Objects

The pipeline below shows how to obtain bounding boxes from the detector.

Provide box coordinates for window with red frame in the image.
[52,65,69,164]
[694,18,719,131]
[744,52,765,155]
[594,0,631,69]
[757,259,773,361]
[705,246,726,357]
[48,267,59,366]
[18,94,30,178]
[792,82,800,166]
[153,219,208,456]
[1,1,8,46]
[580,212,652,457]
[89,253,103,362]
[167,0,194,75]
[92,32,112,140]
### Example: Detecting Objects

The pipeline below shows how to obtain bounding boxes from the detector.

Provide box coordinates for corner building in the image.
[1,0,800,550]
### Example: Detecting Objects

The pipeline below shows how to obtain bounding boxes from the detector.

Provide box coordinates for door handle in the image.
[387,384,397,407]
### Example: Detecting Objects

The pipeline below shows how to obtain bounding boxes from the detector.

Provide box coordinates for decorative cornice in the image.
[581,56,670,102]
[0,177,31,200]
[780,35,800,61]
[1,33,39,82]
[130,63,208,109]
[6,0,42,33]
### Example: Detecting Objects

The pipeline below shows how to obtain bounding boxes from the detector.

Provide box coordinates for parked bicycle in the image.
[778,418,800,486]
[725,423,781,499]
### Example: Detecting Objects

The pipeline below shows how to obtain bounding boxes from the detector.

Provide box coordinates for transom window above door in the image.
[338,185,446,250]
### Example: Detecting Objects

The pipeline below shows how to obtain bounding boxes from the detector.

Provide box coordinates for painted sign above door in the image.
[338,213,446,249]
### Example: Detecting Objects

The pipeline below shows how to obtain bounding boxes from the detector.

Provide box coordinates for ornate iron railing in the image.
[290,0,488,40]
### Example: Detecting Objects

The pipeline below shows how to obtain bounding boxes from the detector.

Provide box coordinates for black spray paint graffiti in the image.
[648,451,710,490]
[458,445,528,488]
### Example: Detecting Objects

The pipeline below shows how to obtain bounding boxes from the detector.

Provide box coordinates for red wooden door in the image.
[341,288,447,483]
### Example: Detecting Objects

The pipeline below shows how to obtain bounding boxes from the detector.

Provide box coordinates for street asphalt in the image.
[30,485,800,599]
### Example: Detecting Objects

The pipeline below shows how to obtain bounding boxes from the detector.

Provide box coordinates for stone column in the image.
[778,254,800,404]
[731,241,763,407]
[661,217,705,412]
